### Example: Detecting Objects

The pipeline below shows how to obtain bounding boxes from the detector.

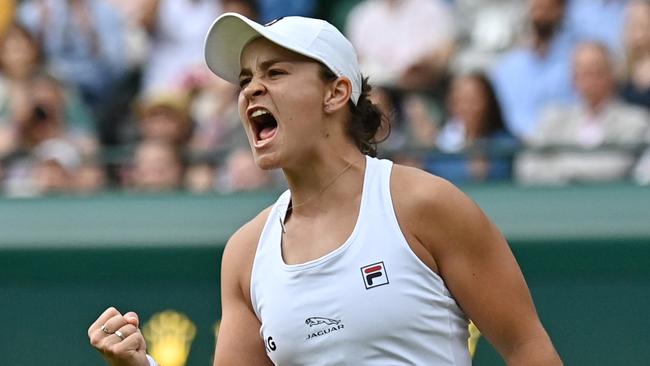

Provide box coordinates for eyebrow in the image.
[239,58,284,78]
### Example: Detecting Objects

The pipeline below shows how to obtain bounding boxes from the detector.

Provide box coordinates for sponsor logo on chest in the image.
[361,261,389,289]
[304,317,344,340]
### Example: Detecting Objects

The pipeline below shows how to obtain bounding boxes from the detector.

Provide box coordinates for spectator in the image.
[96,0,155,147]
[189,76,245,155]
[1,71,97,160]
[452,0,525,72]
[136,92,192,148]
[73,160,107,194]
[30,138,82,195]
[3,135,84,197]
[23,74,98,157]
[401,94,441,149]
[215,147,272,193]
[621,0,650,108]
[139,0,221,94]
[516,42,650,185]
[104,0,156,68]
[128,139,184,192]
[346,0,456,91]
[0,22,45,157]
[184,161,216,193]
[18,0,129,109]
[426,71,517,183]
[614,4,650,187]
[1,70,99,196]
[345,0,455,154]
[491,0,576,140]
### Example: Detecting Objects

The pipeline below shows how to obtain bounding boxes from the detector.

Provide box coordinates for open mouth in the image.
[249,108,278,145]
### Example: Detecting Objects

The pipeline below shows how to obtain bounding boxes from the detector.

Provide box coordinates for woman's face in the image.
[448,76,487,131]
[0,27,39,78]
[237,38,329,170]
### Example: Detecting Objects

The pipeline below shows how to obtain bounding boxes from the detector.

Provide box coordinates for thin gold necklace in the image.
[279,160,357,234]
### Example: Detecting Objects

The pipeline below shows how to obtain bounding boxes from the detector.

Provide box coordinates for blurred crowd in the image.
[0,0,648,197]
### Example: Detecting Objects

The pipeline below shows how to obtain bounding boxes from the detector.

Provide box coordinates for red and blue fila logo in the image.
[361,261,389,289]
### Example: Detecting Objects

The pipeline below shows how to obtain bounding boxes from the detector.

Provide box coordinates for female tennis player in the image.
[88,13,562,366]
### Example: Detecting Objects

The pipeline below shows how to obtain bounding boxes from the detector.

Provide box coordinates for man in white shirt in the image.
[516,41,650,184]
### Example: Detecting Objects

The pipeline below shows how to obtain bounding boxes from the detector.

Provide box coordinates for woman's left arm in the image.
[394,166,562,365]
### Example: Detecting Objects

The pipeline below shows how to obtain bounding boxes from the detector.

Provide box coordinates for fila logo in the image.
[361,261,389,289]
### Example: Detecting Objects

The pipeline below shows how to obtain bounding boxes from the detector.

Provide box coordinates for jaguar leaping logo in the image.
[305,317,341,327]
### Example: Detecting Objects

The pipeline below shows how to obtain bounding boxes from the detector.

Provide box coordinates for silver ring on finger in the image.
[101,324,111,334]
[114,330,126,341]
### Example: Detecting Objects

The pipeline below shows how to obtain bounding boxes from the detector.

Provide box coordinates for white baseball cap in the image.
[204,12,362,104]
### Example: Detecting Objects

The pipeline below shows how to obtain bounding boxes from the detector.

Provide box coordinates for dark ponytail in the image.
[319,66,388,157]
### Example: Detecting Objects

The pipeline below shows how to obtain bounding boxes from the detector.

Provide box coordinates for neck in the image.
[532,37,552,56]
[283,145,366,217]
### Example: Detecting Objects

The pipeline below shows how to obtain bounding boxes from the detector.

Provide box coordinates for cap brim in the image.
[206,13,337,85]
[204,13,264,84]
[204,13,362,104]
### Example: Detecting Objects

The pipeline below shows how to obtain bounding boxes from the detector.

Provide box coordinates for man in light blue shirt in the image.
[491,0,577,141]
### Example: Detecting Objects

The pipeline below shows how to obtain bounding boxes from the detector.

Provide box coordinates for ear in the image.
[323,77,352,114]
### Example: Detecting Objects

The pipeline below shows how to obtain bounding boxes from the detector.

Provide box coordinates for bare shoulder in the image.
[390,164,491,256]
[391,163,478,216]
[391,164,562,365]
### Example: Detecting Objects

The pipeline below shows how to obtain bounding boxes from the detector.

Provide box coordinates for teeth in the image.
[251,109,270,118]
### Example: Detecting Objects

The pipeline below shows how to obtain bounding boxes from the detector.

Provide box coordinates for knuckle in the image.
[89,333,100,346]
[124,324,138,333]
[108,314,125,327]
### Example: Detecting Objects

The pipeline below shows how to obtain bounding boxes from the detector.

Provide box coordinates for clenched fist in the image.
[88,307,150,366]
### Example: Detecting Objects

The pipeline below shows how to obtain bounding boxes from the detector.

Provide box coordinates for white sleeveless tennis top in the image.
[250,156,471,365]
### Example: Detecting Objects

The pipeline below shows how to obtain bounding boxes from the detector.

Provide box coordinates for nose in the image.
[243,77,266,100]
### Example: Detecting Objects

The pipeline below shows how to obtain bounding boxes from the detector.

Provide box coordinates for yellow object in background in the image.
[0,0,16,37]
[143,310,197,366]
[468,321,481,357]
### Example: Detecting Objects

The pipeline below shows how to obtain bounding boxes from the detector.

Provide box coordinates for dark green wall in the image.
[1,185,649,365]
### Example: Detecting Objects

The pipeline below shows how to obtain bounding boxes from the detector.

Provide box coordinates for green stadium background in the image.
[1,184,649,365]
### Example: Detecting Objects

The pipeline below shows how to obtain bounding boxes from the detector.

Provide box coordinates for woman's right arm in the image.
[213,210,274,366]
